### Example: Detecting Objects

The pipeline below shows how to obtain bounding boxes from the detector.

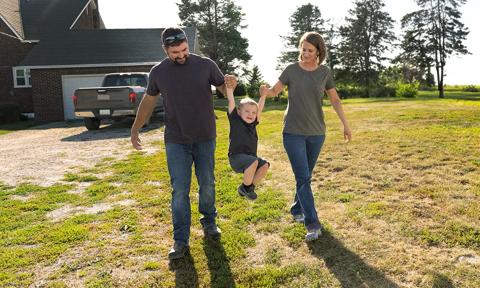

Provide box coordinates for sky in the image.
[99,0,478,85]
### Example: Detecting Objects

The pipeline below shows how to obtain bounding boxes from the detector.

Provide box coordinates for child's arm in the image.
[257,93,266,122]
[226,76,236,114]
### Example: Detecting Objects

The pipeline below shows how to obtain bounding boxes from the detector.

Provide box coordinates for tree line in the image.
[177,0,470,98]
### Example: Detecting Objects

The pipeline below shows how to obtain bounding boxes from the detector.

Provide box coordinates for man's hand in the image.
[131,129,143,150]
[225,74,237,90]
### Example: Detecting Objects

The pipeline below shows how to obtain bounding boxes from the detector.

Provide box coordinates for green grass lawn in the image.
[0,120,37,136]
[1,96,479,287]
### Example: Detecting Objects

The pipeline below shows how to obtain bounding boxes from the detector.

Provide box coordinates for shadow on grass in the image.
[168,252,199,288]
[432,272,455,288]
[203,237,236,288]
[61,118,164,142]
[307,230,399,288]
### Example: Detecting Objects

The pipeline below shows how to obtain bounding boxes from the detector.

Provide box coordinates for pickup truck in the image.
[73,72,163,130]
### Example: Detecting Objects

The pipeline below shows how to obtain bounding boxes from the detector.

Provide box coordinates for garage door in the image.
[61,74,104,120]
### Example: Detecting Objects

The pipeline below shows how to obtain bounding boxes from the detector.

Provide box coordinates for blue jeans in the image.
[165,139,217,246]
[283,133,326,230]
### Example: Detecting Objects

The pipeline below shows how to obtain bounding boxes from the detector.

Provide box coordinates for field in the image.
[1,93,479,287]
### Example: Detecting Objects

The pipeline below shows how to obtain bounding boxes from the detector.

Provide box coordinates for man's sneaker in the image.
[305,228,322,242]
[292,214,305,223]
[238,184,257,200]
[168,242,189,260]
[203,224,222,239]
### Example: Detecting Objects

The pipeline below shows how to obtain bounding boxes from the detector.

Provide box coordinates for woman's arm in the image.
[260,81,284,98]
[326,88,352,142]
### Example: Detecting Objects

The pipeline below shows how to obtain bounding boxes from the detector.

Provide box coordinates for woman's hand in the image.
[343,125,352,143]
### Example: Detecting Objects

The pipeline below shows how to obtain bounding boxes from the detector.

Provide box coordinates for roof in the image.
[0,0,24,38]
[20,0,91,40]
[19,28,198,68]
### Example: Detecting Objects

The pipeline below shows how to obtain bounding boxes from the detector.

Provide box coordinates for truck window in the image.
[103,75,120,87]
[130,75,147,88]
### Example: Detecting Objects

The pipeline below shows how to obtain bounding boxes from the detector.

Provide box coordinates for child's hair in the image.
[238,97,258,109]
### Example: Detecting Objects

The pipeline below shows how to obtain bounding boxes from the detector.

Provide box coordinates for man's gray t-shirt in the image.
[279,63,335,135]
[147,54,224,144]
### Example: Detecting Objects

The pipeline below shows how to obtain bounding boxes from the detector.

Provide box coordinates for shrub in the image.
[462,85,479,92]
[0,103,20,124]
[234,82,247,96]
[336,88,350,99]
[371,86,396,98]
[396,83,418,98]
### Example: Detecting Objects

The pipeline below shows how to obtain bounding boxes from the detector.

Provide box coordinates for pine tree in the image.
[396,11,436,87]
[410,0,469,98]
[177,0,251,75]
[337,0,396,96]
[246,65,264,98]
[277,3,328,71]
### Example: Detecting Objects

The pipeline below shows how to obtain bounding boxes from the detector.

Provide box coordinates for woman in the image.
[260,31,352,241]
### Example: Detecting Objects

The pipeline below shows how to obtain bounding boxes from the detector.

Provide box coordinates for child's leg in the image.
[253,163,269,185]
[243,160,258,186]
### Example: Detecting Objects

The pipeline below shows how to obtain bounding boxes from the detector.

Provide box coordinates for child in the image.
[226,83,269,200]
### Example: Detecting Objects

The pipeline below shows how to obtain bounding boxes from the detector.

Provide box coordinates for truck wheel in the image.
[84,117,101,130]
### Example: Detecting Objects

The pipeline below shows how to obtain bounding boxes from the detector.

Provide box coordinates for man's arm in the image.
[130,94,157,150]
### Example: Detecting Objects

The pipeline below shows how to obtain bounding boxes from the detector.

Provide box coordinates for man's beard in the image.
[173,55,189,65]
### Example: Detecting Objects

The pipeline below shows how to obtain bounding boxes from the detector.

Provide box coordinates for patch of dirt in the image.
[0,120,164,186]
[47,199,137,222]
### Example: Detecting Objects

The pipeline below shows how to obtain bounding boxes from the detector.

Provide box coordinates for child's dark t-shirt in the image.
[227,109,258,156]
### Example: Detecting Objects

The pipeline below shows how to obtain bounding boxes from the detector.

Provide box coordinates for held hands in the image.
[224,74,237,90]
[259,84,270,97]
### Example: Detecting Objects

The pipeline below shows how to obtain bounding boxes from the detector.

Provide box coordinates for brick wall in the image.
[32,65,153,122]
[0,20,35,112]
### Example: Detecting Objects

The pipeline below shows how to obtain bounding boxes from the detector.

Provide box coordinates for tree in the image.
[409,0,469,98]
[337,0,396,96]
[277,3,328,71]
[245,65,264,98]
[396,11,436,87]
[177,0,251,75]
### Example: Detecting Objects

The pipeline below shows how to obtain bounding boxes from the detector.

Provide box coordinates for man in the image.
[131,27,233,260]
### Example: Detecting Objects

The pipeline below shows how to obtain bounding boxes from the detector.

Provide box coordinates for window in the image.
[13,68,31,88]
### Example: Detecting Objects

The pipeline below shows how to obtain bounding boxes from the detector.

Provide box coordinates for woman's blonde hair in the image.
[298,31,327,65]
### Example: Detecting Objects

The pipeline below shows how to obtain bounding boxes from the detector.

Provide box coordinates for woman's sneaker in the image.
[292,214,305,223]
[305,228,321,242]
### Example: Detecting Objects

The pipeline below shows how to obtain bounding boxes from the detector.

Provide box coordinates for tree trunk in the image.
[438,65,445,98]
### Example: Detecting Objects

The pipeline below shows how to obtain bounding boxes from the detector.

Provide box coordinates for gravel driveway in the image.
[0,120,164,186]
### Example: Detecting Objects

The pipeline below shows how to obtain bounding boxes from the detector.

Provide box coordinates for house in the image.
[0,0,198,122]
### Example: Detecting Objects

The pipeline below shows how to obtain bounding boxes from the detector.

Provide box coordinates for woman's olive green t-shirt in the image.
[279,63,335,135]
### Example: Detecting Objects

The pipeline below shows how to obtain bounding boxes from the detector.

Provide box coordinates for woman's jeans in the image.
[283,133,325,230]
[165,139,217,246]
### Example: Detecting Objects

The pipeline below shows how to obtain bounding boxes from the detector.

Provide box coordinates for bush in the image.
[371,86,396,98]
[0,103,20,124]
[396,83,418,98]
[462,85,479,92]
[336,88,350,99]
[247,84,261,98]
[234,82,247,96]
[336,86,368,98]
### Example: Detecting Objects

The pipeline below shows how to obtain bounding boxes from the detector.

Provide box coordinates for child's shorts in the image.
[229,153,269,173]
